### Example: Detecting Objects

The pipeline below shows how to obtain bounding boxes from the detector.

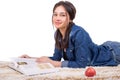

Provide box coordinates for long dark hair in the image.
[53,1,76,50]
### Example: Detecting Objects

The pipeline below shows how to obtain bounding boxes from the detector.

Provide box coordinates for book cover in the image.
[9,57,59,75]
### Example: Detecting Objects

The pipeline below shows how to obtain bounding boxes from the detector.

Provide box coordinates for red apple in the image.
[85,67,96,77]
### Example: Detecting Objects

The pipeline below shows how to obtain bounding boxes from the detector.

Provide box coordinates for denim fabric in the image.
[50,24,93,68]
[103,41,120,64]
[61,61,69,67]
[50,24,118,68]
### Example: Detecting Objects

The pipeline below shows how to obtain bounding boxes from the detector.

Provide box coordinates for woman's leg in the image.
[103,41,120,64]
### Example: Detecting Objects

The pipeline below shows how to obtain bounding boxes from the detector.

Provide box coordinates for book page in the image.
[9,57,58,75]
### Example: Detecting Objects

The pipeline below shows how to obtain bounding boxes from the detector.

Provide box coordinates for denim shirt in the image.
[50,24,118,68]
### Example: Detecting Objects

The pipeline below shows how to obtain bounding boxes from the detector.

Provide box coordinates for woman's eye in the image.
[60,13,66,17]
[53,13,57,16]
[61,14,66,17]
[53,13,66,17]
[53,14,57,16]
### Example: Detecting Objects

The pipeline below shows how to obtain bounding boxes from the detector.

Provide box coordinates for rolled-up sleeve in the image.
[61,61,69,67]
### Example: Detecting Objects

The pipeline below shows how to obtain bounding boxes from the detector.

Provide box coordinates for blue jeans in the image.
[102,41,120,64]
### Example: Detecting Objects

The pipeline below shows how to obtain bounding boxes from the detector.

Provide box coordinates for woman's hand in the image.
[36,56,61,67]
[19,54,31,58]
[36,56,52,63]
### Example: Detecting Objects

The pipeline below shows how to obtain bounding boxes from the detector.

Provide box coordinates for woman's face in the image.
[52,6,70,30]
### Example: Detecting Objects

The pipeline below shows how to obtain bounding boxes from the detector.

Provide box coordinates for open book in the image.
[9,57,59,75]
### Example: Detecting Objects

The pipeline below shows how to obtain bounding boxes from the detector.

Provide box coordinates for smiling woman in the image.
[0,0,120,62]
[19,1,120,68]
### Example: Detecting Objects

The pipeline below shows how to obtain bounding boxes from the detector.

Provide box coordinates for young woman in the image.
[20,1,120,68]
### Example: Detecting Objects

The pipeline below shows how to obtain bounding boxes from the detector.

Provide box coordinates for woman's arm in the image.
[36,56,61,67]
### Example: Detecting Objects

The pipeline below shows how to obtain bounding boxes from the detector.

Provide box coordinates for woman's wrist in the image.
[51,60,61,67]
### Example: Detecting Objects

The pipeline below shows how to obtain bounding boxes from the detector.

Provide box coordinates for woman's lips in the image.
[55,22,61,26]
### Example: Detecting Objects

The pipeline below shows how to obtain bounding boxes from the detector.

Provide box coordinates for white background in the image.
[0,0,120,61]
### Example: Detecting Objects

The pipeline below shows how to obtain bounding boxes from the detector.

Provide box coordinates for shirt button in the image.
[70,49,72,52]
